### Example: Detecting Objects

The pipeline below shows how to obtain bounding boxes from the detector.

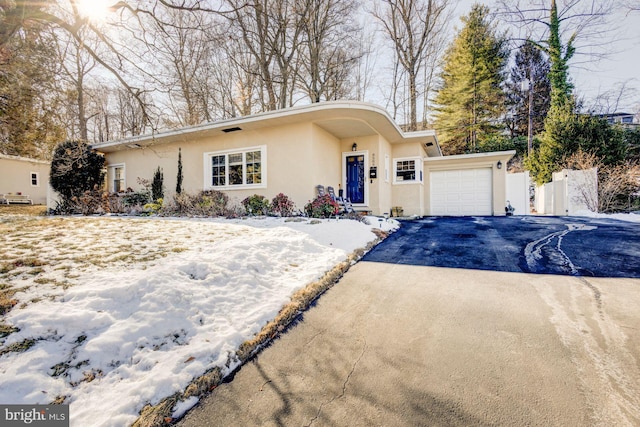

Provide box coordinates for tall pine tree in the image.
[433,4,508,155]
[526,0,591,184]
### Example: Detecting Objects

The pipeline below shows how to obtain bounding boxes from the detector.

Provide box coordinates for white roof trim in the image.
[424,150,515,162]
[0,153,50,164]
[92,101,442,157]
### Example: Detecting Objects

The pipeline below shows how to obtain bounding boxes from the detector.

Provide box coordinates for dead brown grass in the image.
[0,205,47,216]
[0,286,18,315]
[0,216,185,319]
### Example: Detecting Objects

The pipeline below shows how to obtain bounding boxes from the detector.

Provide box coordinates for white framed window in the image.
[109,164,125,192]
[204,146,266,189]
[30,172,39,187]
[393,157,423,184]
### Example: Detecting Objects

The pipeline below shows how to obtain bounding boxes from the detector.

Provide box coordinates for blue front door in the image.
[346,155,365,204]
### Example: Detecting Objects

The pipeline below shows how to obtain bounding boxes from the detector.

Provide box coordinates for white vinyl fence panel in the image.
[505,172,530,215]
[535,168,598,216]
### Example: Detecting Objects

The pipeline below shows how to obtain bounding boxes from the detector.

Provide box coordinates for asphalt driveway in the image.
[363,216,640,278]
[177,216,640,426]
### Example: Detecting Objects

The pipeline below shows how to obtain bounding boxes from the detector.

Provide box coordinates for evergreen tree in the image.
[544,0,575,109]
[151,167,164,201]
[432,4,509,155]
[625,127,640,163]
[526,0,610,184]
[504,41,551,139]
[50,141,105,200]
[176,148,183,194]
[527,102,627,184]
[0,29,64,159]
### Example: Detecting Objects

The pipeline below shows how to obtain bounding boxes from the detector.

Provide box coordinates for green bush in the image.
[242,194,270,215]
[144,198,163,215]
[151,167,164,201]
[304,194,339,218]
[176,148,183,194]
[50,141,105,201]
[270,193,295,217]
[122,190,151,207]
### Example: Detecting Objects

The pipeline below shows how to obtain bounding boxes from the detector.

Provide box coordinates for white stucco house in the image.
[92,101,515,217]
[0,154,50,205]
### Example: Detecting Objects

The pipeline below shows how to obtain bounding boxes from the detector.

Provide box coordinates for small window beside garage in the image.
[393,157,422,184]
[30,172,39,187]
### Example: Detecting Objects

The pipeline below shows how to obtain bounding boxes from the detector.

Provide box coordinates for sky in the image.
[453,0,640,114]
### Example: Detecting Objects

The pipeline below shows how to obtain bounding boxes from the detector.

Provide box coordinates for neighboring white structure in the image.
[505,172,531,215]
[0,154,50,205]
[535,168,598,215]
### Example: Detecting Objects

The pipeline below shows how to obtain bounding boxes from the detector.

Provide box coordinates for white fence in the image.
[535,168,598,215]
[506,172,531,215]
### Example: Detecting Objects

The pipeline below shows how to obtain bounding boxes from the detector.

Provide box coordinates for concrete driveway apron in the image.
[177,216,640,426]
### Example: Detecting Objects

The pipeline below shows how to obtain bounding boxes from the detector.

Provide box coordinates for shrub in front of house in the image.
[304,194,339,218]
[121,189,151,208]
[151,167,164,201]
[270,193,296,217]
[102,192,125,214]
[49,141,106,214]
[144,198,163,215]
[163,190,229,217]
[242,194,270,215]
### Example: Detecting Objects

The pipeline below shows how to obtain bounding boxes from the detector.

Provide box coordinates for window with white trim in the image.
[205,146,265,189]
[393,157,422,183]
[30,172,39,187]
[109,165,125,192]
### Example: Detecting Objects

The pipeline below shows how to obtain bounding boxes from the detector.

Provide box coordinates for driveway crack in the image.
[305,340,366,427]
[578,277,604,319]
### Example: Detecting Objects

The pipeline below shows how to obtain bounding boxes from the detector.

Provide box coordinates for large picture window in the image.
[205,146,266,189]
[393,157,422,184]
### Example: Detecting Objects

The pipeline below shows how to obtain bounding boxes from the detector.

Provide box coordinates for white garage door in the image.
[430,168,493,216]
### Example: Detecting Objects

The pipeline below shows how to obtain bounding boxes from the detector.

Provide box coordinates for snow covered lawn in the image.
[0,215,397,427]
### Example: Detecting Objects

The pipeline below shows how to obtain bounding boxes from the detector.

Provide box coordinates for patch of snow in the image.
[573,210,640,223]
[0,216,398,427]
[524,223,597,275]
[172,396,199,419]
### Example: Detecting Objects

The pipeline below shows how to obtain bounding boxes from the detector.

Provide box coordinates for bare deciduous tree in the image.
[297,0,359,103]
[352,26,379,102]
[147,7,218,127]
[372,0,452,130]
[564,149,640,212]
[52,25,101,142]
[496,0,617,66]
[223,0,307,111]
[585,81,639,115]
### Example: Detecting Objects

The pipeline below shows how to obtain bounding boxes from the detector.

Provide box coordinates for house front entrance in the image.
[345,154,365,204]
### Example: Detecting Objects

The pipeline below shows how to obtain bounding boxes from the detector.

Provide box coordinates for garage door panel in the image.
[430,168,493,216]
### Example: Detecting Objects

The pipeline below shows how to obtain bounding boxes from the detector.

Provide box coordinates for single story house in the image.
[92,101,514,217]
[0,154,50,205]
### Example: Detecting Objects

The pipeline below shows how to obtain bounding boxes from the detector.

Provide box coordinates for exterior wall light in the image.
[352,143,357,151]
[497,160,502,169]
